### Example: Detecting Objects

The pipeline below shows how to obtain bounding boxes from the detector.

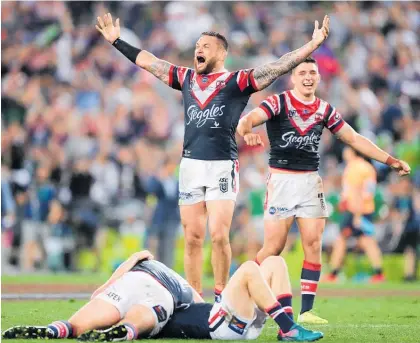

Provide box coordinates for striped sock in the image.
[47,320,73,338]
[300,260,321,314]
[277,293,293,320]
[122,323,138,340]
[214,288,222,302]
[266,302,294,333]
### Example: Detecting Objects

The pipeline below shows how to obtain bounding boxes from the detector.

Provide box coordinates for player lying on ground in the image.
[237,56,411,324]
[96,12,330,301]
[155,256,323,341]
[2,250,199,341]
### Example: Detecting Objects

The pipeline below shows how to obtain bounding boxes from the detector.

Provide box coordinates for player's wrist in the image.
[112,38,142,64]
[385,155,398,166]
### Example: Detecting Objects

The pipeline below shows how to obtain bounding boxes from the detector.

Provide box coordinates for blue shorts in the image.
[340,212,375,238]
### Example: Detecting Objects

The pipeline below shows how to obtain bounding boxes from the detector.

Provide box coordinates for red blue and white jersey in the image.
[259,90,345,171]
[168,66,258,160]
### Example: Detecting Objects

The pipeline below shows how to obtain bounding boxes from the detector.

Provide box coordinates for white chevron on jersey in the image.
[190,72,234,109]
[284,92,329,135]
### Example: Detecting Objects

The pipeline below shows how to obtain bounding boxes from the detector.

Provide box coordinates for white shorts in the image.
[96,272,174,337]
[179,158,239,205]
[208,292,266,340]
[264,171,328,220]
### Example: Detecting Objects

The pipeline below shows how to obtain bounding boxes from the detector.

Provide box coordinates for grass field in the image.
[2,274,420,343]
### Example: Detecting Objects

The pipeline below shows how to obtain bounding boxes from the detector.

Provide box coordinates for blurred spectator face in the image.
[74,158,90,172]
[36,164,51,183]
[48,200,64,224]
[291,61,321,98]
[194,35,227,74]
[399,177,413,196]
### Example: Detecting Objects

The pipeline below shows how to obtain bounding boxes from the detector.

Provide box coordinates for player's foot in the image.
[369,273,385,283]
[297,311,328,324]
[2,326,54,339]
[321,273,339,283]
[78,325,130,342]
[278,324,324,341]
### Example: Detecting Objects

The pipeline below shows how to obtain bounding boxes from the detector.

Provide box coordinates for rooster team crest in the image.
[219,178,228,193]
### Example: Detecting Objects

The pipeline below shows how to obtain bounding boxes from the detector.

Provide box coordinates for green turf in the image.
[2,295,419,343]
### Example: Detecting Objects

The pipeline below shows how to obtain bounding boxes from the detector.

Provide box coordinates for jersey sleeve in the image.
[235,69,258,95]
[258,94,281,119]
[168,65,191,91]
[325,106,345,133]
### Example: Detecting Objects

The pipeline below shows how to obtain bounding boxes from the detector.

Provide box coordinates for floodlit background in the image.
[1,1,419,281]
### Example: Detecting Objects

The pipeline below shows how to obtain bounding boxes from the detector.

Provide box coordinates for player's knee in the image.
[240,260,260,277]
[304,237,322,255]
[210,230,230,247]
[185,230,205,251]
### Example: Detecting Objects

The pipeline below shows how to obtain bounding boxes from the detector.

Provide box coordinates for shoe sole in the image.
[78,325,127,341]
[3,326,50,339]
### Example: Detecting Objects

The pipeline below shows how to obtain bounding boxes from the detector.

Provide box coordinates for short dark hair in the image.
[293,56,318,71]
[201,31,228,51]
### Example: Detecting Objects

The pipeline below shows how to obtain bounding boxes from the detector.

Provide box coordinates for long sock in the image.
[277,294,293,320]
[266,302,294,333]
[121,323,138,340]
[214,288,222,303]
[300,260,321,314]
[47,320,73,338]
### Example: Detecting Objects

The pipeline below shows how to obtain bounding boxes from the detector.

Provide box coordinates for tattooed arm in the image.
[136,51,173,86]
[253,15,330,91]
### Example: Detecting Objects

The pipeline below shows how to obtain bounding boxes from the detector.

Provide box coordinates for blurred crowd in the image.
[1,1,419,277]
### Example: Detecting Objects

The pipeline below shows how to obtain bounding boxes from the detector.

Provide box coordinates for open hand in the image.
[96,13,120,44]
[312,15,330,47]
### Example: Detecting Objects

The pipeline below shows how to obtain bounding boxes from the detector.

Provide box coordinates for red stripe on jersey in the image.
[177,67,188,88]
[196,72,226,91]
[287,91,320,119]
[301,281,318,293]
[303,260,322,271]
[237,70,250,92]
[331,120,345,133]
[168,65,174,87]
[259,104,272,119]
[209,308,227,325]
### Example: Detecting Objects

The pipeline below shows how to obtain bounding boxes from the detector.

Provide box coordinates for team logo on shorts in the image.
[219,178,228,193]
[269,207,276,215]
[153,305,168,323]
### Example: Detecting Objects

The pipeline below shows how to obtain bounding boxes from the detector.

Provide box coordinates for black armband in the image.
[112,38,142,64]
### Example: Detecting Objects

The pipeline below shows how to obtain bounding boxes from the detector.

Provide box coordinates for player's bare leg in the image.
[207,200,235,295]
[260,256,294,319]
[181,202,207,293]
[323,234,347,282]
[222,261,323,341]
[2,299,121,339]
[78,305,156,341]
[256,216,294,264]
[296,217,328,324]
[358,235,385,282]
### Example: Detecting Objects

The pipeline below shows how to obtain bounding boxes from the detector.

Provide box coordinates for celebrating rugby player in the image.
[237,56,411,324]
[95,13,330,299]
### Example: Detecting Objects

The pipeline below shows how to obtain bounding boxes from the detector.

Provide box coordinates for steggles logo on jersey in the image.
[186,104,225,128]
[279,131,321,150]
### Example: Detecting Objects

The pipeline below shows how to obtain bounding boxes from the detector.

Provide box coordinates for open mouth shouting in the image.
[196,55,206,67]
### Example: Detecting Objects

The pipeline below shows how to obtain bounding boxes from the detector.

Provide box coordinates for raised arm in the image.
[252,16,330,91]
[336,123,411,176]
[96,13,173,85]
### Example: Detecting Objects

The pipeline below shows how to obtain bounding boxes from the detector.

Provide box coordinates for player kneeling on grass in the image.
[2,250,198,341]
[156,256,323,341]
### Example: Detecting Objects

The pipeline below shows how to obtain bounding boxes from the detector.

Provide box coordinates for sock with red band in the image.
[214,288,222,302]
[277,294,294,320]
[266,302,294,333]
[47,320,73,338]
[121,323,138,340]
[300,260,321,314]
